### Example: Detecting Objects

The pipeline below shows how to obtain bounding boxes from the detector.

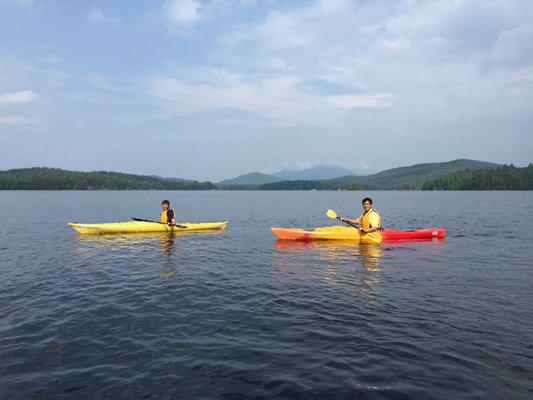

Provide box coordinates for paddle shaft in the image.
[132,218,187,229]
[337,216,359,229]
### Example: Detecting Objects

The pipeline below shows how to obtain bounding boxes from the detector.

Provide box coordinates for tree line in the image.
[0,168,215,190]
[422,164,533,190]
[1,165,531,190]
[256,180,362,190]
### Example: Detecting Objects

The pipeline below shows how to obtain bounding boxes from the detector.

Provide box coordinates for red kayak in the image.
[381,228,446,240]
[271,225,445,242]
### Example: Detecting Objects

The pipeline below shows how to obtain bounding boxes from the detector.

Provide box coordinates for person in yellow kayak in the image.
[160,200,176,225]
[345,197,382,244]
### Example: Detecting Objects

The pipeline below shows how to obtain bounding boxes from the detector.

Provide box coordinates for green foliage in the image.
[422,164,533,190]
[347,181,362,191]
[257,160,502,190]
[258,179,358,190]
[402,182,415,190]
[2,161,529,191]
[259,180,325,190]
[0,168,216,190]
[329,159,499,190]
[218,184,261,190]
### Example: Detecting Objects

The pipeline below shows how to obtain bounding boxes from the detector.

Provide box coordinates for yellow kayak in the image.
[68,220,229,234]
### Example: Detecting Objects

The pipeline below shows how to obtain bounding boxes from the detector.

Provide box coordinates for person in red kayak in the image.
[160,200,176,225]
[345,197,382,244]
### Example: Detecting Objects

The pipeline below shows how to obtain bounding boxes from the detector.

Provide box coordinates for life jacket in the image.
[360,208,381,231]
[160,208,174,223]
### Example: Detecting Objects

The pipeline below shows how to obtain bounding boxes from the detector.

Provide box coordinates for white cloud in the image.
[376,38,411,53]
[0,90,39,105]
[262,57,293,70]
[0,0,34,5]
[36,54,64,64]
[284,161,313,171]
[148,68,392,127]
[324,93,394,110]
[0,114,39,125]
[491,23,533,66]
[163,0,201,26]
[107,0,533,132]
[255,9,314,50]
[85,73,128,92]
[85,7,121,25]
[353,161,371,173]
[261,160,313,174]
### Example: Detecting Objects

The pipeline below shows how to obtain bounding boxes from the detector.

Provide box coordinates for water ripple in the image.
[1,191,532,399]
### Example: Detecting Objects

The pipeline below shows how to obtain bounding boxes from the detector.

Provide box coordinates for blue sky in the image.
[1,0,532,181]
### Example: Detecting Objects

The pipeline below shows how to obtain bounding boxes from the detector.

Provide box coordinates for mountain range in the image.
[217,160,498,188]
[0,159,511,190]
[217,166,355,185]
[322,159,500,190]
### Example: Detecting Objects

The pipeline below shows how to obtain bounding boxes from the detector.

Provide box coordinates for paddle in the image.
[326,209,359,229]
[132,218,187,229]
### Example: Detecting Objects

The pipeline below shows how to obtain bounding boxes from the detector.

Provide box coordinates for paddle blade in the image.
[326,209,338,219]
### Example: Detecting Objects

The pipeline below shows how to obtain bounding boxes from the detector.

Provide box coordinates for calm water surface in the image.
[0,191,532,399]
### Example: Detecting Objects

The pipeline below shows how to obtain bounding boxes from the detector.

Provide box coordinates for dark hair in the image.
[362,197,373,205]
[161,200,170,206]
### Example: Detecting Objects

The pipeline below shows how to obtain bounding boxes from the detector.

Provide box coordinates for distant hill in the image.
[273,166,355,180]
[149,175,191,183]
[1,160,516,190]
[259,159,501,190]
[0,168,215,190]
[218,165,355,185]
[423,164,533,190]
[331,159,500,190]
[217,172,280,186]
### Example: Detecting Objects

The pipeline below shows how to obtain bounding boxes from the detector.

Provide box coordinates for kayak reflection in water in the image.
[362,243,381,271]
[343,197,382,244]
[160,200,176,225]
[160,234,175,258]
[157,234,180,279]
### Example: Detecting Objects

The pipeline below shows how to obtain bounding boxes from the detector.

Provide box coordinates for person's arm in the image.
[343,214,361,225]
[167,209,176,225]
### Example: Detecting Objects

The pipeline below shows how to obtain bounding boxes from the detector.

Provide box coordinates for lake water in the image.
[0,190,532,399]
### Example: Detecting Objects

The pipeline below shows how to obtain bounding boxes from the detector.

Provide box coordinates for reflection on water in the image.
[71,232,164,255]
[158,234,179,278]
[272,240,383,290]
[273,239,446,289]
[70,229,228,280]
[159,234,174,257]
[71,232,181,278]
[3,191,532,400]
[273,239,382,266]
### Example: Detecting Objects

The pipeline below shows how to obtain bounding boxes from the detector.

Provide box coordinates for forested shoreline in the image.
[1,165,532,190]
[422,164,533,190]
[0,168,215,190]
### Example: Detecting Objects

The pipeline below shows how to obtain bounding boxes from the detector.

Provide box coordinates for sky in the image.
[0,0,532,181]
